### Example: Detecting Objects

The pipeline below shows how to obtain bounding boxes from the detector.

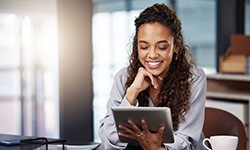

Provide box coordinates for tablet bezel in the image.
[111,107,174,144]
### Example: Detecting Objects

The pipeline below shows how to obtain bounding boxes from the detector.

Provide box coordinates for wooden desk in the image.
[206,74,250,143]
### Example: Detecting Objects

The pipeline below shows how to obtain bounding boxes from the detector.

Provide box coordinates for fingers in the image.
[118,131,137,140]
[145,72,158,89]
[141,120,165,138]
[118,120,142,139]
[157,76,163,81]
[118,119,165,148]
[141,119,150,134]
[138,67,159,89]
[118,124,137,140]
[127,120,142,135]
[158,125,165,135]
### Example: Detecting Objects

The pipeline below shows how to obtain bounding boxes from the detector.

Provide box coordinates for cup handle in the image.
[202,138,212,150]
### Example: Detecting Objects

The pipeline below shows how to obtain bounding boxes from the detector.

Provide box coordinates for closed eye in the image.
[158,46,167,50]
[138,40,149,50]
[140,46,148,50]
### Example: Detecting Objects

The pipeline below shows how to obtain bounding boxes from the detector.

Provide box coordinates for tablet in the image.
[111,107,174,144]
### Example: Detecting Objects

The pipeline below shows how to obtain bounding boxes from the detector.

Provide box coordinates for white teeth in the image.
[148,62,161,66]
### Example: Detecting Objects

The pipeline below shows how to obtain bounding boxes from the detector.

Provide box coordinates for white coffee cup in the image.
[202,135,238,150]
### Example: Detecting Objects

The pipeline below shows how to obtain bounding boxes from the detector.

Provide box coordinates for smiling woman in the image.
[98,3,206,150]
[92,0,218,146]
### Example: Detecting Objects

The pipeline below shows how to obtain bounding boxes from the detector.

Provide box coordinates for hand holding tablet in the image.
[111,107,175,144]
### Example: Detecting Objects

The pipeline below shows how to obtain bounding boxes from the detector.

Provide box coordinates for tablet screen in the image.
[111,107,174,144]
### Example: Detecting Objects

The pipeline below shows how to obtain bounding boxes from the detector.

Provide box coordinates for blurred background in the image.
[0,0,249,145]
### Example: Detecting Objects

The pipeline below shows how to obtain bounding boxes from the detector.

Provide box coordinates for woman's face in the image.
[137,22,175,78]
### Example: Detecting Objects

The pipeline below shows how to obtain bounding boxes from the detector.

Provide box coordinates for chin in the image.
[147,70,163,76]
[147,67,168,77]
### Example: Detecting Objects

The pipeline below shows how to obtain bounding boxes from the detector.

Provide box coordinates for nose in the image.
[148,48,158,58]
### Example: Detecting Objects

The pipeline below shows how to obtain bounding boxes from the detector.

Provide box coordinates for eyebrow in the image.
[138,40,170,44]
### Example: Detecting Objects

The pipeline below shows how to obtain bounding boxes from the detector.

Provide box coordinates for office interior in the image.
[0,0,249,148]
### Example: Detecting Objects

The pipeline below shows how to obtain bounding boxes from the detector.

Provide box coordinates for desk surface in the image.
[0,134,104,150]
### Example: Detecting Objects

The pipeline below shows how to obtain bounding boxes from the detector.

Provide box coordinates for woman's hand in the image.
[125,67,161,105]
[118,119,166,150]
[131,67,159,91]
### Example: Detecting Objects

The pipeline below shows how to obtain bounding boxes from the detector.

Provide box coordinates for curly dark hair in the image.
[125,3,193,131]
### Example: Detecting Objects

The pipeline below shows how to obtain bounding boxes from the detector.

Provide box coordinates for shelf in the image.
[207,92,250,101]
[207,73,250,81]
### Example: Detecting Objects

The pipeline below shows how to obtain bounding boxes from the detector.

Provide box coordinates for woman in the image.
[99,3,206,150]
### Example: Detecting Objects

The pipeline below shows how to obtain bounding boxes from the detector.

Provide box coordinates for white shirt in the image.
[98,66,206,150]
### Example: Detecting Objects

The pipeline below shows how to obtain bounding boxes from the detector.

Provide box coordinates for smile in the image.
[147,61,163,68]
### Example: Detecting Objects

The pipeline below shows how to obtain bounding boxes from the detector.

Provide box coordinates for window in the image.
[92,11,134,142]
[176,0,216,74]
[0,0,59,138]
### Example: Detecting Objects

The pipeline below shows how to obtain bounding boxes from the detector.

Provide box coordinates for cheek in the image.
[162,51,174,61]
[164,56,173,66]
[137,51,144,64]
[138,50,147,59]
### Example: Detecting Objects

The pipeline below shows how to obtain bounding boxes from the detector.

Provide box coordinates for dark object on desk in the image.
[0,139,20,146]
[203,107,247,150]
[20,137,67,150]
[0,134,66,150]
[0,134,35,150]
[0,134,103,150]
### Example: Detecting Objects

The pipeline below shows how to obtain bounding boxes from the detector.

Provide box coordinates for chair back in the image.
[203,107,247,150]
